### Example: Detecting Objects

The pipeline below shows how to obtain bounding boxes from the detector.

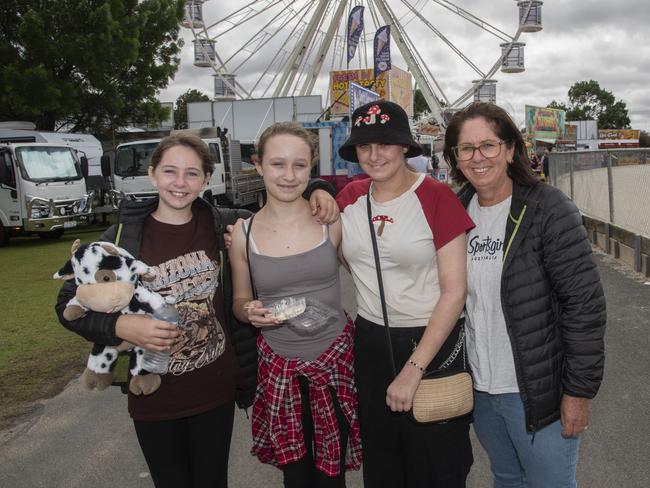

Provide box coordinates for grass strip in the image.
[0,225,113,430]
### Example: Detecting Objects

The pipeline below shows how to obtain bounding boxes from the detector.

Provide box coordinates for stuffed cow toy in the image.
[54,239,172,395]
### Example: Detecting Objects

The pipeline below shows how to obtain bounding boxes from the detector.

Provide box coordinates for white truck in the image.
[0,142,95,246]
[101,127,266,209]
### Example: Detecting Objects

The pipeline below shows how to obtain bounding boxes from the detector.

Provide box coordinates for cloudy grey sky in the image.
[159,0,650,132]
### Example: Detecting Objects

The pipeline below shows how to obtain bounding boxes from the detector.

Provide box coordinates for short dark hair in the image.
[256,122,317,167]
[149,133,214,175]
[443,102,538,187]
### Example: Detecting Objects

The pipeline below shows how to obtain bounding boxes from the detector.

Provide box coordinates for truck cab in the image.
[104,130,265,209]
[0,143,94,246]
[104,138,226,207]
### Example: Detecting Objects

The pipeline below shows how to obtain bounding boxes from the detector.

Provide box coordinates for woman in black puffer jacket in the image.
[443,102,606,488]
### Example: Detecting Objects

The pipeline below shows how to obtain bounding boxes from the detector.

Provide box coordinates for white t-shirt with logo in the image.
[466,193,519,393]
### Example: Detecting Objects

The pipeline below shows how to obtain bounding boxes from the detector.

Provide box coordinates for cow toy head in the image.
[54,239,156,320]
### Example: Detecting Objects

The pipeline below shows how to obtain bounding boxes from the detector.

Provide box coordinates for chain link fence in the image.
[549,149,650,239]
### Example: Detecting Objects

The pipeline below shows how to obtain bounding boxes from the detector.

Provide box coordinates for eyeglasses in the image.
[452,140,507,161]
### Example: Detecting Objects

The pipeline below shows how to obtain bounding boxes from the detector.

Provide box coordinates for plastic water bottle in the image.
[141,303,179,374]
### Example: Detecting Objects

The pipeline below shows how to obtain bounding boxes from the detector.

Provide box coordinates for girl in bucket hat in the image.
[336,100,475,487]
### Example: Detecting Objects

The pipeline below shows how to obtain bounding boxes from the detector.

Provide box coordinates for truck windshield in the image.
[114,142,157,177]
[15,146,82,182]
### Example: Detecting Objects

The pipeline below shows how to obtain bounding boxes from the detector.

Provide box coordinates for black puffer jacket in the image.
[55,197,258,409]
[457,181,606,432]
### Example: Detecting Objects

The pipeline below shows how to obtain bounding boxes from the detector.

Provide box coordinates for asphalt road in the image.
[1,253,648,487]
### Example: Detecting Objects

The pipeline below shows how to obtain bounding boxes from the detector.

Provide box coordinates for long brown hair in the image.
[443,102,538,187]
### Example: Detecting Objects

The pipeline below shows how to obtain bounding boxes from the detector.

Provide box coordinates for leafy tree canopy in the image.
[548,80,630,129]
[174,89,210,129]
[0,0,184,136]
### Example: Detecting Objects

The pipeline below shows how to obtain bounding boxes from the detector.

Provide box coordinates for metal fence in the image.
[549,148,650,239]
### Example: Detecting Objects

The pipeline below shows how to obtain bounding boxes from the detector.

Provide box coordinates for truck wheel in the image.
[0,226,9,247]
[256,191,266,210]
[39,228,65,240]
[215,194,228,207]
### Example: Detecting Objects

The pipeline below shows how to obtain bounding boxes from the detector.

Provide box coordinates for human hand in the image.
[115,314,180,352]
[309,189,339,224]
[244,300,281,328]
[560,395,591,437]
[224,218,244,249]
[386,363,423,412]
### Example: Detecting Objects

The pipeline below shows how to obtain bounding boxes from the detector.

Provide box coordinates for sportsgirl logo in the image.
[468,235,504,256]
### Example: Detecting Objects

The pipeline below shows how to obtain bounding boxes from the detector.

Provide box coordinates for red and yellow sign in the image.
[329,66,413,117]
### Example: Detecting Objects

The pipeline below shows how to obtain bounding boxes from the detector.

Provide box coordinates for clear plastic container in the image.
[269,297,306,321]
[141,303,179,374]
[269,297,339,335]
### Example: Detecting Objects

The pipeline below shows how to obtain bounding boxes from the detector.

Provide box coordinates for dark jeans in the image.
[354,315,473,488]
[282,376,350,488]
[133,401,235,488]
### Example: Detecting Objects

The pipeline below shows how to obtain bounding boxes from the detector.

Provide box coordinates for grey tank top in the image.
[245,219,346,361]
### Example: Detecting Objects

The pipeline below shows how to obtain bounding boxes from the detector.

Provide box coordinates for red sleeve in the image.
[336,178,371,212]
[415,177,475,250]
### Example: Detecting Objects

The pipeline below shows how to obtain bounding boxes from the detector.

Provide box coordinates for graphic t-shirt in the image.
[128,205,239,421]
[337,174,474,327]
[466,194,519,394]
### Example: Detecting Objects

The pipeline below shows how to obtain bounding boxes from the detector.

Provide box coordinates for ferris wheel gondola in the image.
[181,0,543,128]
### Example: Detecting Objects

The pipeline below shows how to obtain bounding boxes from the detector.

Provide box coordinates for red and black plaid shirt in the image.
[251,320,362,477]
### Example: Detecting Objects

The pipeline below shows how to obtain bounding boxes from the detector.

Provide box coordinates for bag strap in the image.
[245,215,258,300]
[366,192,397,377]
[366,191,467,378]
[114,223,123,246]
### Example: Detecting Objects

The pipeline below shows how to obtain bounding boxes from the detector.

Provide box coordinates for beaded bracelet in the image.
[408,359,424,374]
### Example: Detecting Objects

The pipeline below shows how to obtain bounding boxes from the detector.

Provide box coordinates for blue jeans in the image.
[473,391,580,488]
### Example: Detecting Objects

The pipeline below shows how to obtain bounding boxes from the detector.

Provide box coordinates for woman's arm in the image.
[541,190,606,435]
[230,220,280,327]
[385,232,468,413]
[305,178,339,224]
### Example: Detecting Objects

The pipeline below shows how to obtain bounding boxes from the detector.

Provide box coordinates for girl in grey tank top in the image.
[228,123,359,485]
[244,220,347,361]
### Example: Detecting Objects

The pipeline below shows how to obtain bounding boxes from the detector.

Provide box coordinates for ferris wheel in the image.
[181,0,543,128]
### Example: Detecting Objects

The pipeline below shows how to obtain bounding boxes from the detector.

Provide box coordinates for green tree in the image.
[0,0,184,135]
[174,89,210,129]
[413,88,447,120]
[551,80,630,129]
[547,100,568,111]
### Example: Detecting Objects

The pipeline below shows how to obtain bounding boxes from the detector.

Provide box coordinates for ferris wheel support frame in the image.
[299,0,348,96]
[372,0,447,127]
[273,0,329,97]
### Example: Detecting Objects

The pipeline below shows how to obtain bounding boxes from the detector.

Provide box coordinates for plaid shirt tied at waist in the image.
[251,320,362,477]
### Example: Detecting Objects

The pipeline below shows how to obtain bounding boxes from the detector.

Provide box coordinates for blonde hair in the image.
[256,122,317,167]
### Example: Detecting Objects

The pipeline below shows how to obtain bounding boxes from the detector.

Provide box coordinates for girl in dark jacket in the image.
[443,102,606,488]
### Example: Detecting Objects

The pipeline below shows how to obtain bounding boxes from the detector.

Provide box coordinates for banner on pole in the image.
[347,6,365,63]
[349,82,380,118]
[373,25,391,78]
